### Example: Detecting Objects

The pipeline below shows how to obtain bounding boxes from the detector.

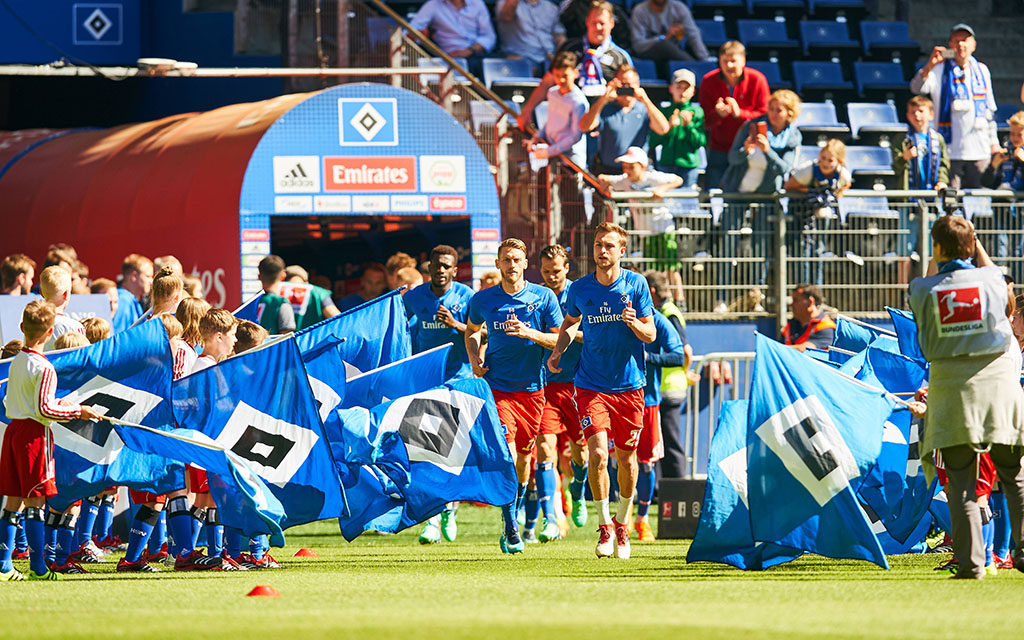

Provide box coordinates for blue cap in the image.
[950,23,975,37]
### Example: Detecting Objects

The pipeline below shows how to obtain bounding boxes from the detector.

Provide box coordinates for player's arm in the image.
[321,302,341,319]
[464,319,489,377]
[547,313,582,373]
[623,306,657,343]
[504,319,559,349]
[437,304,468,333]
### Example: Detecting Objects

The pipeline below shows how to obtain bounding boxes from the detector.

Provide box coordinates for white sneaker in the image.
[613,517,631,560]
[85,540,108,559]
[595,525,614,558]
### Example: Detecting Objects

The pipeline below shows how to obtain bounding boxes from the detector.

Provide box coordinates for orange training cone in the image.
[293,548,319,557]
[247,585,281,597]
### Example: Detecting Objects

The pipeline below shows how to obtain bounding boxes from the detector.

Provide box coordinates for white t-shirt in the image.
[910,59,998,161]
[606,169,679,234]
[790,161,852,189]
[191,354,217,374]
[739,150,769,193]
[45,313,86,351]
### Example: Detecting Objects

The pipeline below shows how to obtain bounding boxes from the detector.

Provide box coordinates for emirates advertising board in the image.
[239,84,500,298]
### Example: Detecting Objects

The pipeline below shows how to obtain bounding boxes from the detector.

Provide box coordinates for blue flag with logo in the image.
[337,463,407,541]
[171,335,345,528]
[854,348,934,543]
[113,421,286,546]
[0,321,185,511]
[886,307,925,362]
[833,316,896,353]
[687,400,804,570]
[747,334,893,569]
[341,344,451,410]
[232,294,261,323]
[337,378,517,525]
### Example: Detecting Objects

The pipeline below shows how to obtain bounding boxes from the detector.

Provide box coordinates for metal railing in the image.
[683,352,756,479]
[603,188,1024,326]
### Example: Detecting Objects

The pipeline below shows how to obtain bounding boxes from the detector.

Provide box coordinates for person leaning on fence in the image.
[784,140,852,286]
[597,146,685,302]
[981,111,1024,272]
[780,284,835,352]
[580,63,670,175]
[910,23,999,189]
[907,214,1024,579]
[650,68,706,189]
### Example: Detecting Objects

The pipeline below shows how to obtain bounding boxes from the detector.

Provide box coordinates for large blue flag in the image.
[232,294,261,323]
[886,307,924,362]
[337,378,517,526]
[833,315,897,353]
[687,400,803,570]
[854,347,934,543]
[171,335,345,528]
[341,344,451,410]
[0,321,185,511]
[113,420,286,546]
[337,464,406,541]
[747,334,893,569]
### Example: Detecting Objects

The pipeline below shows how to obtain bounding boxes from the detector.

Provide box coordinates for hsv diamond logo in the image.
[380,388,486,474]
[273,156,320,193]
[73,4,123,45]
[216,401,319,487]
[323,156,417,192]
[338,99,398,146]
[932,284,984,336]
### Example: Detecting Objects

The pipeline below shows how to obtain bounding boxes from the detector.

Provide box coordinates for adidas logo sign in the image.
[287,164,308,179]
[273,155,321,193]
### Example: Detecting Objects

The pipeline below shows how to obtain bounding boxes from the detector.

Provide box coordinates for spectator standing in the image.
[517,1,632,130]
[781,284,836,352]
[409,0,496,76]
[699,41,770,190]
[579,64,670,175]
[1,254,35,296]
[911,24,999,189]
[650,68,706,188]
[496,0,566,73]
[721,89,802,194]
[558,0,631,50]
[527,52,589,167]
[114,254,153,333]
[629,0,708,80]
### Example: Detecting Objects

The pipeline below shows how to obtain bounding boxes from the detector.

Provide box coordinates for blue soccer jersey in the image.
[643,310,686,407]
[403,281,475,380]
[546,282,582,385]
[566,269,655,393]
[468,282,563,393]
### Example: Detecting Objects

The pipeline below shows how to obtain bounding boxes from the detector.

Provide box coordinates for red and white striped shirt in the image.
[172,340,198,380]
[5,348,82,424]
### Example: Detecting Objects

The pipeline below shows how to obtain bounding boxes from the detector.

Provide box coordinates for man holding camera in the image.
[911,23,999,189]
[579,63,670,175]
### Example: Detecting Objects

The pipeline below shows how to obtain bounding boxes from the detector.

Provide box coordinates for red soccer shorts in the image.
[491,388,546,455]
[540,382,584,445]
[637,405,664,464]
[187,466,209,494]
[0,418,56,498]
[575,387,645,452]
[128,490,167,505]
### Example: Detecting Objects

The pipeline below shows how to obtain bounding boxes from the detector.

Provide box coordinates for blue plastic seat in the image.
[799,20,861,65]
[846,102,905,145]
[852,61,910,104]
[794,101,851,143]
[632,58,659,81]
[748,0,806,22]
[690,0,747,21]
[995,104,1019,141]
[694,19,729,50]
[860,20,919,58]
[745,60,792,90]
[792,61,856,103]
[481,58,533,89]
[808,0,867,26]
[846,145,897,189]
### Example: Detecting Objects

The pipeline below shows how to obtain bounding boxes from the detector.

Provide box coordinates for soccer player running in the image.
[466,239,563,554]
[538,245,589,532]
[548,222,656,559]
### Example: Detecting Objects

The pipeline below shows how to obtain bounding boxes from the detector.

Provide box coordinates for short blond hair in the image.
[497,238,527,257]
[54,332,89,350]
[122,254,153,277]
[769,89,802,123]
[82,317,111,343]
[1008,111,1024,130]
[39,265,71,302]
[90,278,116,294]
[595,221,629,247]
[820,138,847,165]
[396,266,423,289]
[199,308,237,340]
[176,297,211,347]
[21,300,56,342]
[158,312,183,341]
[719,40,746,58]
[153,256,183,276]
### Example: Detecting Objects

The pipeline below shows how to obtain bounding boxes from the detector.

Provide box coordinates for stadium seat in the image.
[791,61,857,104]
[794,102,851,144]
[738,20,801,67]
[633,58,659,81]
[797,145,823,164]
[860,21,920,70]
[690,0,747,22]
[482,58,533,89]
[745,60,792,90]
[846,102,905,146]
[995,104,1018,142]
[808,0,867,28]
[747,0,806,23]
[469,100,508,136]
[668,60,720,86]
[366,17,397,51]
[799,20,861,67]
[852,61,911,105]
[418,57,471,85]
[845,145,897,189]
[694,19,729,51]
[490,77,540,106]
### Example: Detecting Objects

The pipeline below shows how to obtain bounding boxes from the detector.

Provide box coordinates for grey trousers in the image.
[949,158,991,189]
[942,444,1024,578]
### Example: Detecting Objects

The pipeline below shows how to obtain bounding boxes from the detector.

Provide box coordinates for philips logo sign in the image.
[323,157,417,192]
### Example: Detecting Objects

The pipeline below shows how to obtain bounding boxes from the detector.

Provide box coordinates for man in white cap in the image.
[597,146,683,196]
[651,68,706,188]
[911,23,999,188]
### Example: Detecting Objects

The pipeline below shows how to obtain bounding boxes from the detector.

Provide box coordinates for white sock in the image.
[595,498,612,525]
[616,494,634,523]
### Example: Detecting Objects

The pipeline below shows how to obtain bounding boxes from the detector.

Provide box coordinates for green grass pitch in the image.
[2,505,1023,639]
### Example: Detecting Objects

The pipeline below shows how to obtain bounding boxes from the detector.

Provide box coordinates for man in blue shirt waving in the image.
[466,238,563,554]
[548,221,656,560]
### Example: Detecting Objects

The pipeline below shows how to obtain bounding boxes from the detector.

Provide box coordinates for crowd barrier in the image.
[683,352,755,479]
